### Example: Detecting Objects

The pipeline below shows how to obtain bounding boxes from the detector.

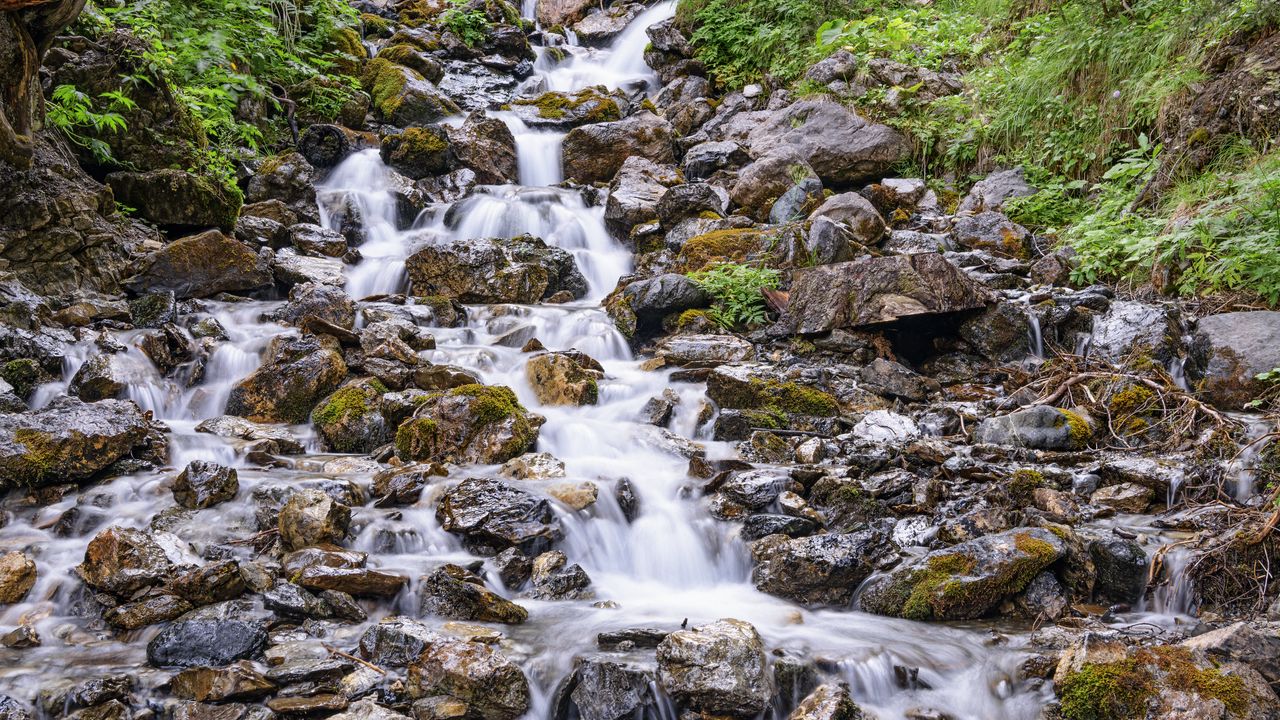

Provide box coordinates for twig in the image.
[325,644,386,675]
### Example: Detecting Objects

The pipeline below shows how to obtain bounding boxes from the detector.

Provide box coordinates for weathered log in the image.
[0,0,86,169]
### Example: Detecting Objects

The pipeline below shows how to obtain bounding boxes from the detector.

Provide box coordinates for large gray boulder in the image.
[751,528,896,606]
[0,396,162,489]
[656,618,770,717]
[566,657,660,720]
[974,405,1091,451]
[775,253,991,335]
[620,273,708,327]
[405,235,587,304]
[1190,311,1280,410]
[958,168,1036,214]
[604,157,681,240]
[743,100,907,187]
[562,112,675,184]
[124,230,271,299]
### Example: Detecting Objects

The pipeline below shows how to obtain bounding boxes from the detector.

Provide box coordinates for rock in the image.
[859,527,1066,620]
[0,396,161,489]
[408,636,530,720]
[172,460,238,509]
[719,468,790,510]
[547,481,598,511]
[499,452,566,480]
[975,405,1091,451]
[788,684,863,720]
[446,113,519,185]
[562,112,675,184]
[751,528,894,605]
[683,141,750,180]
[139,324,195,375]
[75,526,187,596]
[958,168,1036,214]
[278,489,351,550]
[619,274,708,328]
[167,560,246,606]
[743,100,907,186]
[397,384,542,465]
[860,178,927,217]
[776,253,991,335]
[656,618,770,717]
[851,410,919,443]
[274,281,355,331]
[297,564,406,599]
[381,126,451,180]
[1089,536,1147,604]
[363,58,460,126]
[529,550,592,599]
[69,353,129,401]
[437,477,563,555]
[147,600,270,668]
[267,695,349,715]
[741,514,818,541]
[171,661,275,702]
[730,148,815,220]
[1190,311,1280,411]
[1090,482,1154,513]
[509,88,623,128]
[1181,622,1280,688]
[0,551,36,604]
[405,235,587,304]
[274,249,346,287]
[958,302,1033,363]
[420,564,528,624]
[194,415,304,454]
[658,183,724,227]
[246,152,319,224]
[526,351,603,406]
[330,699,411,720]
[1088,300,1179,363]
[566,658,659,720]
[225,334,347,424]
[769,177,824,224]
[360,616,446,667]
[573,4,644,45]
[536,0,596,27]
[858,358,938,401]
[288,223,347,258]
[656,334,754,368]
[313,380,391,454]
[124,230,271,300]
[604,157,681,240]
[809,192,885,246]
[105,169,240,231]
[951,212,1031,258]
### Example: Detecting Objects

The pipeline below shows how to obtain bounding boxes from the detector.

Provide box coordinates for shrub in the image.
[687,263,781,329]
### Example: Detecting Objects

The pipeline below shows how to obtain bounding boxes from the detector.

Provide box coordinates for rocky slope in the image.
[0,1,1278,720]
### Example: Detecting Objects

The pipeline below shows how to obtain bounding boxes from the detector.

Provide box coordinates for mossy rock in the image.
[510,87,623,127]
[381,126,452,180]
[395,384,543,464]
[312,379,391,454]
[706,364,839,416]
[860,527,1067,621]
[674,228,770,273]
[0,359,45,399]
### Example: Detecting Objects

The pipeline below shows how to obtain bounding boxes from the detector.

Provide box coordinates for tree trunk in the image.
[0,0,85,170]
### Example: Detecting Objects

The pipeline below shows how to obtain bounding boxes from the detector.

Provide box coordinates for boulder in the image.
[858,358,938,402]
[446,113,519,185]
[1088,300,1179,363]
[194,415,305,454]
[313,379,391,454]
[170,661,275,703]
[0,551,36,604]
[245,152,319,224]
[975,405,1091,451]
[743,100,907,186]
[436,477,563,555]
[288,223,348,258]
[1091,482,1154,513]
[172,460,239,509]
[808,192,886,246]
[419,564,527,623]
[408,636,530,720]
[573,4,644,46]
[526,351,604,406]
[566,658,659,720]
[951,212,1031,258]
[360,616,446,667]
[278,489,352,550]
[859,527,1067,620]
[68,353,129,401]
[225,334,347,424]
[147,600,270,668]
[562,112,675,184]
[499,452,566,480]
[274,282,356,330]
[730,149,815,220]
[619,273,708,328]
[529,550,593,599]
[274,249,345,288]
[0,396,161,489]
[658,183,724,227]
[656,334,753,368]
[363,58,461,126]
[536,0,596,26]
[1190,311,1280,411]
[509,88,623,129]
[683,141,750,181]
[105,169,241,231]
[1089,536,1147,604]
[76,526,187,596]
[381,126,452,180]
[751,528,895,606]
[124,230,271,300]
[405,235,587,304]
[656,618,769,717]
[395,384,542,465]
[958,168,1036,214]
[604,157,681,240]
[775,253,991,335]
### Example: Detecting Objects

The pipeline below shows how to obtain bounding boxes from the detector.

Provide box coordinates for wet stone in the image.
[420,564,528,624]
[172,460,239,509]
[146,600,270,668]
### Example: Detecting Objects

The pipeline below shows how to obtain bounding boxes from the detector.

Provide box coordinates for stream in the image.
[3,4,1197,718]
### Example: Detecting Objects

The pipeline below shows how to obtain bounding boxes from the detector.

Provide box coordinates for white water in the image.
[0,5,1058,719]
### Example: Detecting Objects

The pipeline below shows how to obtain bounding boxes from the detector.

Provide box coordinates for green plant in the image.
[45,84,136,163]
[439,0,490,47]
[688,263,782,329]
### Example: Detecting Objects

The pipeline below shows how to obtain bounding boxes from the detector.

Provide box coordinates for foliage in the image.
[688,263,781,329]
[440,0,491,47]
[45,85,135,164]
[88,0,360,161]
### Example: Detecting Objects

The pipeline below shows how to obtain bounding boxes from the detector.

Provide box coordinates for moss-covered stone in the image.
[0,359,43,399]
[675,228,768,273]
[396,417,442,461]
[397,384,542,464]
[1058,659,1156,720]
[312,379,390,454]
[512,88,622,125]
[1008,468,1045,503]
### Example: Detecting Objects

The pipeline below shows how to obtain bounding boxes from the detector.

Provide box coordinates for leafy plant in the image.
[45,84,136,164]
[688,263,782,329]
[440,0,490,47]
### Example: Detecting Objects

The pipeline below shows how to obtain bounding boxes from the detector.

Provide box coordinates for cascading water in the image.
[0,5,1063,719]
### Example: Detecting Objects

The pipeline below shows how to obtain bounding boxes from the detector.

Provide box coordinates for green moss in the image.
[1146,646,1249,716]
[512,89,621,123]
[395,418,440,461]
[13,429,59,484]
[313,384,377,427]
[453,384,522,425]
[1058,660,1157,720]
[902,554,976,620]
[676,228,766,272]
[398,126,449,154]
[1008,468,1044,502]
[676,309,711,330]
[361,13,393,37]
[1,359,42,398]
[1059,408,1093,449]
[362,57,413,119]
[1108,384,1156,416]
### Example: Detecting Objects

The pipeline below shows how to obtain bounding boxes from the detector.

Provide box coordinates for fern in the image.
[46,84,134,164]
[688,264,782,330]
